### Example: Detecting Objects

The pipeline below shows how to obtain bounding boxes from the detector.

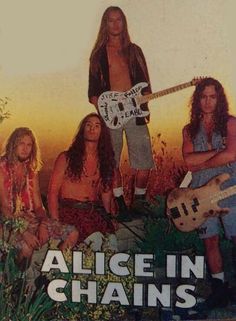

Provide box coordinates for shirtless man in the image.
[182,77,236,308]
[48,113,117,250]
[0,127,78,266]
[88,6,154,220]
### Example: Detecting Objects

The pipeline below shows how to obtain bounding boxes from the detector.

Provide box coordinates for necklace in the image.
[82,156,100,188]
[107,44,123,57]
[82,164,99,178]
[12,164,27,215]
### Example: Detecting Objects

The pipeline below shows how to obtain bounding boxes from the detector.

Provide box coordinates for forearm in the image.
[101,190,113,213]
[196,150,236,171]
[184,150,217,168]
[48,193,60,220]
[103,200,111,213]
[34,206,47,218]
[47,154,67,221]
[183,117,236,172]
[0,179,13,218]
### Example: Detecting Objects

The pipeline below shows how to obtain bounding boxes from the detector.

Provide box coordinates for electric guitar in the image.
[166,173,236,232]
[98,78,203,129]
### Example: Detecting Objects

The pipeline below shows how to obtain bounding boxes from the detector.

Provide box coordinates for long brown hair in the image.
[1,127,42,171]
[90,6,131,74]
[66,113,115,190]
[187,77,229,139]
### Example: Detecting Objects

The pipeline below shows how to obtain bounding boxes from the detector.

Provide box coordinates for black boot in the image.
[130,194,155,218]
[206,278,229,309]
[115,195,132,222]
[232,245,236,278]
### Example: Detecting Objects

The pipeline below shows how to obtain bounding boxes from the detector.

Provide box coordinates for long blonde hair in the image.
[89,6,131,75]
[1,127,42,171]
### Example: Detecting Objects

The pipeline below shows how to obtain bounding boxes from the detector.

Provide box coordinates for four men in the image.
[0,6,235,314]
[89,6,154,220]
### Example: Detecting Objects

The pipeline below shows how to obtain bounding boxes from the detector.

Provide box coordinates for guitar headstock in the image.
[191,77,206,86]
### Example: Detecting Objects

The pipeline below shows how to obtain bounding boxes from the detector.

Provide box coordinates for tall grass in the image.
[0,218,54,321]
[0,97,11,124]
[121,133,187,204]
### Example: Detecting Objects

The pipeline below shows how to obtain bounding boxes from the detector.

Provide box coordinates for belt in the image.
[59,198,114,229]
[59,199,104,211]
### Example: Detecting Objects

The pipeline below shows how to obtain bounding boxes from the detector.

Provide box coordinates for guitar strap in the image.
[101,212,144,242]
[118,220,144,242]
[179,171,192,188]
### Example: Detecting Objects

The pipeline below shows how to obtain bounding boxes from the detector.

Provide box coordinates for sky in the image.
[0,0,236,173]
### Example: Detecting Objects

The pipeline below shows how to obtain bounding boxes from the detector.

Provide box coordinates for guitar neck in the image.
[138,80,194,104]
[211,185,236,204]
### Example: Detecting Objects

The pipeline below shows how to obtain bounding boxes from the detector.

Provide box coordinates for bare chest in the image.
[61,159,101,201]
[107,47,131,91]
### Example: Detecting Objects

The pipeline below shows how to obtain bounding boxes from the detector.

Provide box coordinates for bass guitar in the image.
[166,173,235,232]
[98,78,203,129]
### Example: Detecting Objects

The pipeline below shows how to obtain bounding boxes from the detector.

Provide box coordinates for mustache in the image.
[17,155,30,162]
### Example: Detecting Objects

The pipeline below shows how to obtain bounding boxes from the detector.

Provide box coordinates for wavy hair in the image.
[66,113,115,190]
[1,127,42,171]
[187,77,229,139]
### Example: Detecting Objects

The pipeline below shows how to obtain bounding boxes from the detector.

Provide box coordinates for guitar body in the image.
[98,78,204,129]
[98,82,149,129]
[166,173,231,232]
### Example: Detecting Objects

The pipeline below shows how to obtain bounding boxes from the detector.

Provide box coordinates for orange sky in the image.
[0,0,236,184]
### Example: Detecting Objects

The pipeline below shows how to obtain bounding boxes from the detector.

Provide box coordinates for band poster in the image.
[0,1,236,320]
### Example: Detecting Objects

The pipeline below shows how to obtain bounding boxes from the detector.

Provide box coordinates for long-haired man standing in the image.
[182,78,236,308]
[88,6,154,220]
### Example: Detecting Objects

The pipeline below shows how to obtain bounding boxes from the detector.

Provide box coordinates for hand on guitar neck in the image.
[97,77,205,129]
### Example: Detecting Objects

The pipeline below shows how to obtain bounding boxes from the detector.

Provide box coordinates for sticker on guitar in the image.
[98,78,204,129]
[166,173,235,232]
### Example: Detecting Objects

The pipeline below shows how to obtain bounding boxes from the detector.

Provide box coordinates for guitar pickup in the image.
[169,207,181,219]
[131,98,137,107]
[191,197,199,213]
[118,102,124,111]
[181,203,189,216]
